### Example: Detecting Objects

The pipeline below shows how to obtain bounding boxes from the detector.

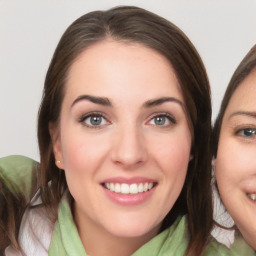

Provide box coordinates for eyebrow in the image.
[143,97,184,108]
[71,95,112,108]
[228,111,256,120]
[71,95,184,109]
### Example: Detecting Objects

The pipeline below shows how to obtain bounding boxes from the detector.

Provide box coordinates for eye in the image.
[237,128,256,137]
[148,114,176,127]
[80,113,109,128]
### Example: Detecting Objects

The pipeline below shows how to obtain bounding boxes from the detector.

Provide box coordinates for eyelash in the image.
[235,127,256,138]
[147,113,176,127]
[78,112,176,129]
[79,112,110,129]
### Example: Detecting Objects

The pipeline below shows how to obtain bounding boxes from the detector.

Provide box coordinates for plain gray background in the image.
[1,0,256,160]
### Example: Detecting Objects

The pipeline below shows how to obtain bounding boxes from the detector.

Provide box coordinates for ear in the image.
[49,122,64,169]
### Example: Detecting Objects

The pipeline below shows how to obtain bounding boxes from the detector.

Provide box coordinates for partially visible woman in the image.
[213,45,256,252]
[0,155,38,255]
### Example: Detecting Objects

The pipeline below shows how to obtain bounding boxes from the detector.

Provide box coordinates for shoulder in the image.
[202,235,256,256]
[0,155,37,171]
[229,235,256,256]
[0,155,38,201]
[204,236,230,255]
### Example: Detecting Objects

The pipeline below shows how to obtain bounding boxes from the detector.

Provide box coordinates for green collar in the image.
[48,194,254,256]
[48,195,189,256]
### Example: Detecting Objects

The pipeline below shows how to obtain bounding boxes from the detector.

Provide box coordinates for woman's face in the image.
[52,40,191,242]
[216,70,256,250]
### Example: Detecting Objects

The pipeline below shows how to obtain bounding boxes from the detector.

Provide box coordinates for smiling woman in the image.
[213,45,256,252]
[0,5,227,256]
[50,40,192,247]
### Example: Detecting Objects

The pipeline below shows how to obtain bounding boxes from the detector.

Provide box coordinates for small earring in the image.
[189,155,194,161]
[56,160,61,165]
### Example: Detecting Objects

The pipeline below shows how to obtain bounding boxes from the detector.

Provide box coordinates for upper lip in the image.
[247,192,256,195]
[244,189,256,194]
[241,179,256,194]
[101,176,157,185]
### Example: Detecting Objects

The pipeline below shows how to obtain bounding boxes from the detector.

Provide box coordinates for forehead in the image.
[224,69,256,116]
[64,39,182,101]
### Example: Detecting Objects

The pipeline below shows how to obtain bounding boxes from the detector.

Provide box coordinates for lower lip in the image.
[102,186,156,206]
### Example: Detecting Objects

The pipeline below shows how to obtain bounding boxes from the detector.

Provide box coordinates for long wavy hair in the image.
[37,6,213,255]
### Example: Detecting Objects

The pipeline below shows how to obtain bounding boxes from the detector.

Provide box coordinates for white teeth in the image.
[143,183,149,192]
[104,182,154,194]
[114,183,121,193]
[130,184,138,194]
[138,183,144,193]
[110,183,115,192]
[121,184,129,194]
[248,193,256,201]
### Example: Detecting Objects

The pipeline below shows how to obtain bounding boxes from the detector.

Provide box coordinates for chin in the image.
[105,219,160,239]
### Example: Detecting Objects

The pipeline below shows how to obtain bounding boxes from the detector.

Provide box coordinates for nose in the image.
[111,125,148,169]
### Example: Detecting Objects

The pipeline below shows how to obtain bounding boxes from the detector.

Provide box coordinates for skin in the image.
[51,40,192,256]
[216,69,256,250]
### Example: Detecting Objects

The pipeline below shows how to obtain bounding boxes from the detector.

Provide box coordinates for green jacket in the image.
[1,155,255,256]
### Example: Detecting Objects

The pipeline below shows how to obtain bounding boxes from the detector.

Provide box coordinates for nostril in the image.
[113,158,144,168]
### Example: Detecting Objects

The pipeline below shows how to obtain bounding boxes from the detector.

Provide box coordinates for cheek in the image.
[154,134,191,212]
[59,130,112,202]
[150,130,191,174]
[216,139,256,188]
[216,140,240,191]
[60,126,111,176]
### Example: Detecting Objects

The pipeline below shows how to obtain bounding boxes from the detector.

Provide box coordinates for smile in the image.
[247,193,256,201]
[103,182,156,195]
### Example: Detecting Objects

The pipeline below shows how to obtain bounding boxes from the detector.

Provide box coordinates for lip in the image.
[102,184,157,206]
[244,189,256,197]
[241,179,256,193]
[101,176,157,184]
[247,193,256,202]
[100,176,158,206]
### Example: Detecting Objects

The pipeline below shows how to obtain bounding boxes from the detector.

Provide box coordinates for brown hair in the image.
[0,187,25,253]
[212,44,256,157]
[37,6,212,255]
